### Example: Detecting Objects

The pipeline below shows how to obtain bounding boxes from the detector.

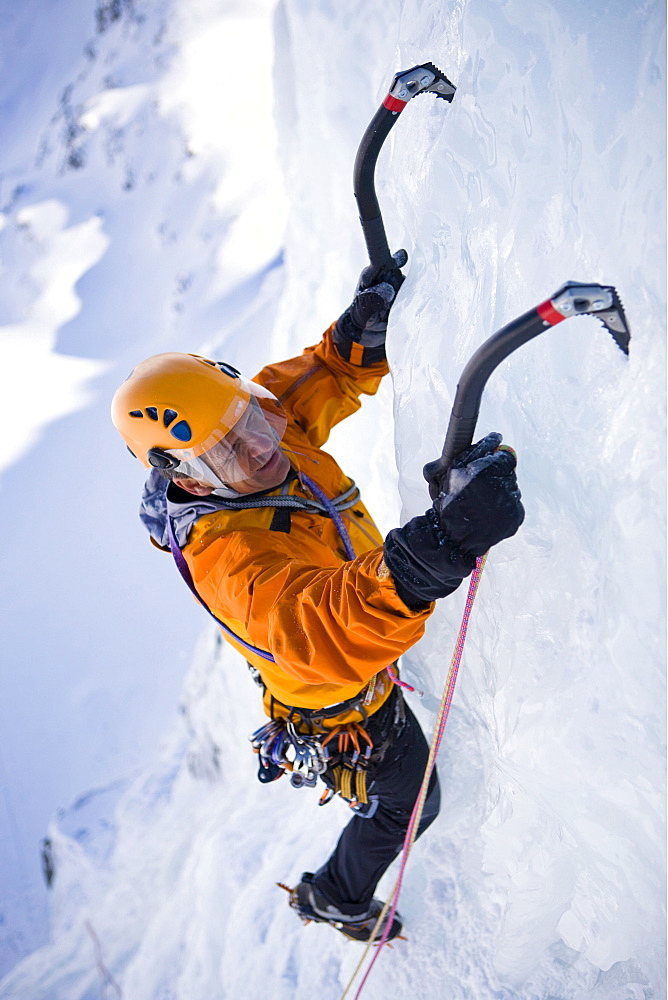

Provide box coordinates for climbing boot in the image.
[287,872,403,942]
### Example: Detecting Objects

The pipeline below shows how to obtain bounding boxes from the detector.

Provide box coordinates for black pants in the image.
[312,688,441,914]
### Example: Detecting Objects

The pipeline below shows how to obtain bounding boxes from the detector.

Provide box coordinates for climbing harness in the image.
[165,468,405,800]
[251,682,402,801]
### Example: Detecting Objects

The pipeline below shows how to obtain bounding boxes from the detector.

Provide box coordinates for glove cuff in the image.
[384,510,476,607]
[332,310,387,366]
[389,572,434,612]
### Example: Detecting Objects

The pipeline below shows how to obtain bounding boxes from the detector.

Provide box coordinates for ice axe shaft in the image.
[424,281,631,499]
[354,62,455,271]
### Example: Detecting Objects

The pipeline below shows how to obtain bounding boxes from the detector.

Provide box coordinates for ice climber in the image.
[111,255,525,942]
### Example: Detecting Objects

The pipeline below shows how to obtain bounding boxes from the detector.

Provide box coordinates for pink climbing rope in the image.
[341,552,489,1000]
[386,663,423,696]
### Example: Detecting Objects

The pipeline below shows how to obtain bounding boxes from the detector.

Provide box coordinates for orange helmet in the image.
[111,353,287,476]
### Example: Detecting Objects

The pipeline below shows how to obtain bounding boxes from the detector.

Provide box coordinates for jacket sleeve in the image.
[189,528,432,688]
[253,323,389,448]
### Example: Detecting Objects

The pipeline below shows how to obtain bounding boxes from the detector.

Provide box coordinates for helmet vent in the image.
[145,407,159,421]
[163,408,178,427]
[170,419,192,442]
[129,410,143,418]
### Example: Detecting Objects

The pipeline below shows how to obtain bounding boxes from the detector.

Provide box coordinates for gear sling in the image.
[165,472,394,805]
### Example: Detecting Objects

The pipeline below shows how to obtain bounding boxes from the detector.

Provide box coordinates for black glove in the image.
[332,249,407,366]
[384,433,525,609]
[434,432,525,555]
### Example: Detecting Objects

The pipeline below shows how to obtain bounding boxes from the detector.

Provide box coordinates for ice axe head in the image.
[423,281,631,499]
[387,62,456,103]
[547,281,630,354]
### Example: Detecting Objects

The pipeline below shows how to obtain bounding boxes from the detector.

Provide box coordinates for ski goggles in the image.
[149,395,287,489]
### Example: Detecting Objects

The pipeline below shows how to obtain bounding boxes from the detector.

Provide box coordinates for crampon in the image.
[277,876,405,944]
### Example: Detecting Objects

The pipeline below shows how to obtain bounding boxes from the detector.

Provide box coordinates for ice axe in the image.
[352,65,630,496]
[353,61,456,273]
[422,283,631,497]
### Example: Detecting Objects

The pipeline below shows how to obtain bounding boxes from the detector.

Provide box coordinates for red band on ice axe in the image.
[383,94,408,113]
[536,299,566,326]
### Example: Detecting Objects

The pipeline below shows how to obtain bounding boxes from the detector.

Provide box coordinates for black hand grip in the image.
[353,106,400,270]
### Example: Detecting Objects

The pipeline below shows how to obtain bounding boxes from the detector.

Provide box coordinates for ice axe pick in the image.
[423,282,631,498]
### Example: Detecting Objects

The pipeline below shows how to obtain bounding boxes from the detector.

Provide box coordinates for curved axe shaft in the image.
[353,62,456,271]
[424,281,631,499]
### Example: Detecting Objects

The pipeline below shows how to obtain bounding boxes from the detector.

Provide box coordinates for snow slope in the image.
[0,0,665,998]
[0,0,285,972]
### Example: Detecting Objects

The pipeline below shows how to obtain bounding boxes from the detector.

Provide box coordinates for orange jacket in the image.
[181,323,433,714]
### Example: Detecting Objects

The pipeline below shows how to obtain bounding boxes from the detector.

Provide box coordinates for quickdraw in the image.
[322,722,375,804]
[250,715,377,802]
[250,718,328,788]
